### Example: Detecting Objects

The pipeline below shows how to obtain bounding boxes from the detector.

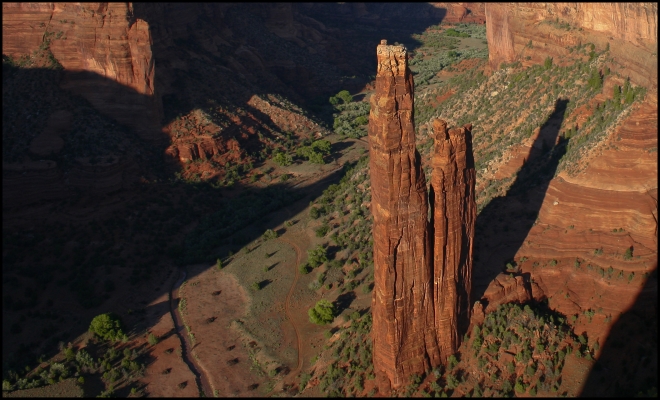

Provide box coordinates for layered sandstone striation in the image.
[369,41,440,391]
[369,41,476,391]
[485,3,658,88]
[429,119,476,361]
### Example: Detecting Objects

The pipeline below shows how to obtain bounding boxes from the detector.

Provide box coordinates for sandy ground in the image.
[177,264,269,397]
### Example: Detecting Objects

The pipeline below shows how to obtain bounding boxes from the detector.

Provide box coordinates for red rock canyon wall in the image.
[2,2,162,140]
[485,3,658,88]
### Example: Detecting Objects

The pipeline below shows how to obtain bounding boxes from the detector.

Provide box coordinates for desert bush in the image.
[273,151,292,167]
[623,246,633,260]
[147,333,159,346]
[89,313,125,342]
[308,299,336,325]
[263,229,278,240]
[299,263,311,274]
[299,372,312,392]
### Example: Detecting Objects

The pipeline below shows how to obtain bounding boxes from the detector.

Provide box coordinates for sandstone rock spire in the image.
[429,119,476,361]
[369,40,476,392]
[368,39,440,392]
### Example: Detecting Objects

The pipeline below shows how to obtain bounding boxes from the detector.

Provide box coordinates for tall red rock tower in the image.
[368,40,441,392]
[429,119,476,362]
[369,40,476,391]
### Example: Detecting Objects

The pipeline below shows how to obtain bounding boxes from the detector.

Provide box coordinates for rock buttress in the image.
[368,41,440,392]
[429,119,476,361]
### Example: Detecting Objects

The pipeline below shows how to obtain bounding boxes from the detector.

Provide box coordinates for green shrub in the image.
[273,151,292,167]
[444,28,469,38]
[148,333,159,346]
[89,313,125,342]
[308,299,336,325]
[299,263,311,274]
[623,247,633,260]
[263,229,278,240]
[315,224,330,237]
[544,56,553,70]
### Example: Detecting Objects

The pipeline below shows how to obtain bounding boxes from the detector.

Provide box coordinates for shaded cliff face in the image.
[368,41,440,392]
[2,2,162,140]
[485,3,658,88]
[429,119,476,362]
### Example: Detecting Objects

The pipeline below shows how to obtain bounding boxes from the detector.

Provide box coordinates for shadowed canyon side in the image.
[368,40,439,392]
[429,119,476,362]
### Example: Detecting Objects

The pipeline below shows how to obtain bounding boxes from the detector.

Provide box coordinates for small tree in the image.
[148,333,159,346]
[544,56,553,70]
[273,151,292,167]
[623,246,633,260]
[263,229,278,240]
[216,258,223,270]
[308,299,336,325]
[89,313,125,342]
[307,245,328,268]
[447,354,458,370]
[587,68,603,90]
[335,90,353,104]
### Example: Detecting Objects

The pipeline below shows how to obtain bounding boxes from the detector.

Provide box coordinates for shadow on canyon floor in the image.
[472,98,570,303]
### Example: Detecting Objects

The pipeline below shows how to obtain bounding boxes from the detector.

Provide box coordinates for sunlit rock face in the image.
[429,119,476,363]
[368,40,440,392]
[368,40,476,392]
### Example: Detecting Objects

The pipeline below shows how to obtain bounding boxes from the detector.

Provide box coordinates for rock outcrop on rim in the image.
[368,40,476,391]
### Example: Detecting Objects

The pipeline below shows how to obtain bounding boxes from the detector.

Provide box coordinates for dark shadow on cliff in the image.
[472,99,570,303]
[131,3,452,132]
[580,265,658,397]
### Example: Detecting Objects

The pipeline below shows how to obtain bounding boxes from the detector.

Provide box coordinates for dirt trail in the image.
[279,237,304,372]
[262,235,303,397]
[169,268,214,397]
